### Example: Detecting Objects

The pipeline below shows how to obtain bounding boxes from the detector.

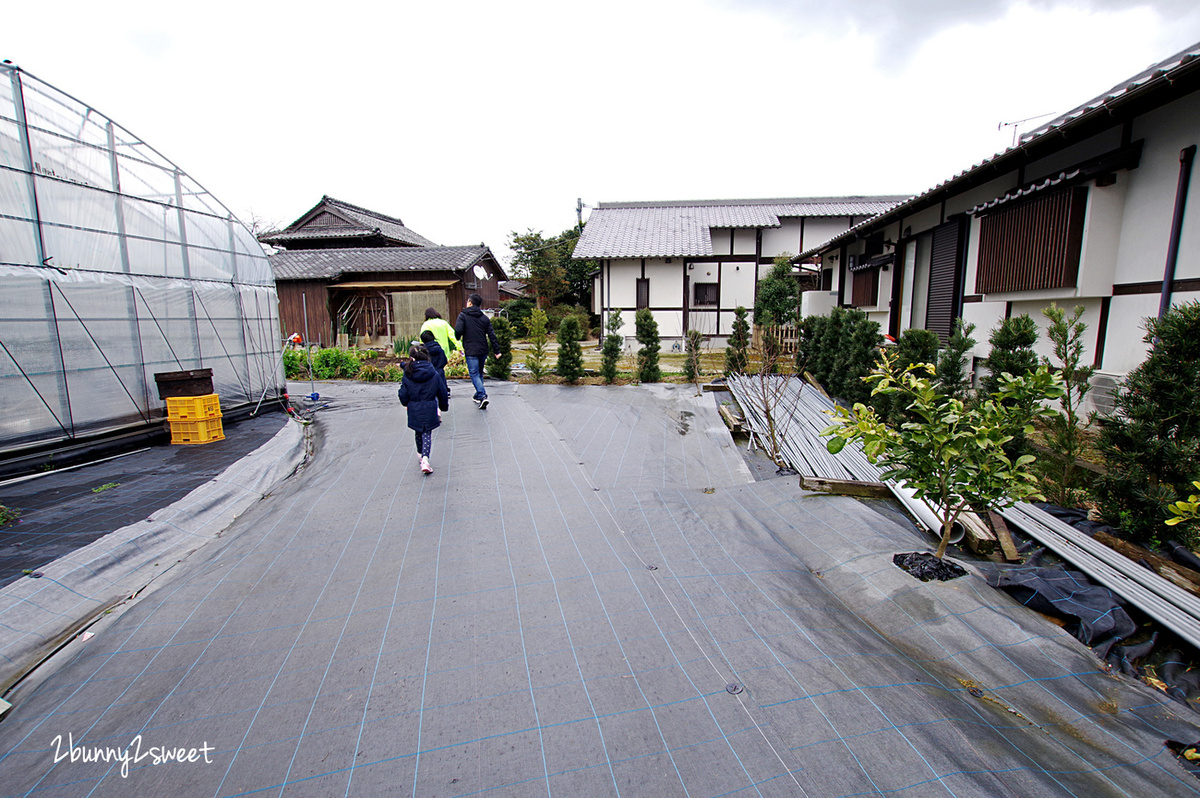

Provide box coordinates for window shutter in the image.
[926,218,964,344]
[976,186,1087,293]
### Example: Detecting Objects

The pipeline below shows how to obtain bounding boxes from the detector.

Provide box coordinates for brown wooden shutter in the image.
[976,186,1087,293]
[926,218,964,344]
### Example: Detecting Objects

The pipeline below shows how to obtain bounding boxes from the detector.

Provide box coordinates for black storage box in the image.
[154,368,214,400]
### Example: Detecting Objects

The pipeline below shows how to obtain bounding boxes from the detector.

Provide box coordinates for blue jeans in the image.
[466,355,486,400]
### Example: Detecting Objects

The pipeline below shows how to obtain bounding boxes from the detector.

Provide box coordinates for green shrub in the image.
[1039,304,1095,507]
[487,316,514,380]
[683,329,704,383]
[724,306,750,375]
[935,318,977,401]
[601,310,624,384]
[356,364,385,382]
[383,364,404,381]
[282,349,309,379]
[311,348,362,379]
[500,297,535,336]
[525,308,549,381]
[556,316,586,383]
[874,328,939,424]
[806,308,881,405]
[1097,301,1200,547]
[0,503,19,527]
[981,314,1038,395]
[635,308,661,383]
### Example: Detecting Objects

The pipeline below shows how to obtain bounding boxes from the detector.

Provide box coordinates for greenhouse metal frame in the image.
[0,63,283,456]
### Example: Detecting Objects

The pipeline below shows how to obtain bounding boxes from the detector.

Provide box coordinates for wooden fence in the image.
[752,324,799,354]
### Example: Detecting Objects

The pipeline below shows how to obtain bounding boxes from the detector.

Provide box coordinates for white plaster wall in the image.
[761,218,803,257]
[710,228,734,256]
[1115,91,1200,286]
[605,259,641,308]
[1077,178,1127,297]
[733,228,757,255]
[646,260,683,309]
[720,262,757,310]
[800,217,853,252]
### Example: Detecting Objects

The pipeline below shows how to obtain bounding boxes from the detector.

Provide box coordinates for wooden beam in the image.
[988,510,1023,563]
[800,476,892,498]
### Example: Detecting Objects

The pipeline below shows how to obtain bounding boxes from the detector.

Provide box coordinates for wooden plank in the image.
[800,476,892,498]
[960,511,997,557]
[988,510,1023,563]
[702,382,731,392]
[718,403,742,433]
[1094,530,1200,598]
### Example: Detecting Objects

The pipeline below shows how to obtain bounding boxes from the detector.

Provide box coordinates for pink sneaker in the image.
[420,456,433,474]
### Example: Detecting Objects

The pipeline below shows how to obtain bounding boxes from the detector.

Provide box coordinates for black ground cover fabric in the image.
[0,382,1197,796]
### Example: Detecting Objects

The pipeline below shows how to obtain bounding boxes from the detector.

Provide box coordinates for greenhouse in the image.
[0,63,283,457]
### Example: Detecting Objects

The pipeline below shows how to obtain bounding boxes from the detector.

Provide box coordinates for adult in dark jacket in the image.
[454,293,500,409]
[397,344,449,474]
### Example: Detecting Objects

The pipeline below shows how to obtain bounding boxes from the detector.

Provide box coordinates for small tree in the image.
[754,256,800,327]
[981,314,1039,395]
[635,308,661,383]
[556,315,585,383]
[525,308,550,382]
[935,318,977,402]
[1040,304,1095,506]
[1097,301,1200,545]
[874,328,939,425]
[724,306,751,375]
[683,328,705,387]
[823,349,1064,559]
[600,310,624,384]
[486,315,513,380]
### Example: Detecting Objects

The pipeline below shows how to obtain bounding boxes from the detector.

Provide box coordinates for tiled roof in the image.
[573,197,907,259]
[270,245,494,281]
[261,195,436,248]
[797,40,1200,259]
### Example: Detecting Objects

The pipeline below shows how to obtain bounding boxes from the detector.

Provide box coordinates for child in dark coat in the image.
[397,343,449,474]
[420,329,448,373]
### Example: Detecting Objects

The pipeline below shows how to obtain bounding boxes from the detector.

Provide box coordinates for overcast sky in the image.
[6,2,1200,269]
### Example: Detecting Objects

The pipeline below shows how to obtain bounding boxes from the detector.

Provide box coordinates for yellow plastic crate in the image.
[166,393,222,421]
[169,416,225,445]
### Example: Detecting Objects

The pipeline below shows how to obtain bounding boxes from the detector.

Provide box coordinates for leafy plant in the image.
[92,482,120,493]
[754,256,800,326]
[445,350,468,378]
[823,349,1064,559]
[0,504,20,527]
[356,364,385,382]
[874,328,939,425]
[525,308,550,381]
[487,315,513,380]
[556,315,586,383]
[1166,481,1200,531]
[724,306,750,375]
[634,308,661,383]
[311,348,362,379]
[1097,301,1200,547]
[600,309,624,384]
[1040,304,1095,506]
[282,349,309,379]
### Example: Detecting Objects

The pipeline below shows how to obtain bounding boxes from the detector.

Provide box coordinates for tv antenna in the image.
[998,112,1056,147]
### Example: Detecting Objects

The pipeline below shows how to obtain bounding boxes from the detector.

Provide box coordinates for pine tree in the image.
[556,315,585,383]
[486,316,513,380]
[724,306,750,375]
[600,310,624,384]
[635,308,661,383]
[981,314,1038,395]
[1040,304,1095,506]
[935,318,977,401]
[525,308,549,382]
[1098,301,1200,546]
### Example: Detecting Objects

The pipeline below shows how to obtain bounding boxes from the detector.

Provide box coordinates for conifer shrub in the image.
[724,306,750,375]
[981,314,1038,395]
[935,318,977,401]
[486,316,513,380]
[635,308,662,383]
[683,329,705,383]
[600,310,624,384]
[556,316,585,383]
[1039,304,1094,506]
[1097,301,1200,547]
[525,308,550,382]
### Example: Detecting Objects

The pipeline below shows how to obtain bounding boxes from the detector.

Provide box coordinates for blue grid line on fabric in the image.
[493,400,624,796]
[0,409,386,793]
[526,398,799,794]
[667,485,941,796]
[90,413,406,795]
[475,400,552,796]
[741,480,1166,794]
[345,412,458,797]
[273,429,409,796]
[522,418,793,797]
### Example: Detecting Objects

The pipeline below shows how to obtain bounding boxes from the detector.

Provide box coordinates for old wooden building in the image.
[263,197,504,346]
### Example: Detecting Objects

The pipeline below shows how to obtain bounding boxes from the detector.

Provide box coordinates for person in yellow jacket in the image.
[419,308,461,355]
